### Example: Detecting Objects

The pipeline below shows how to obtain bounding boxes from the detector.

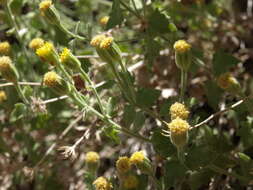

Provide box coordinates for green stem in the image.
[14,83,29,105]
[180,70,187,103]
[119,0,142,19]
[58,23,87,41]
[79,67,106,115]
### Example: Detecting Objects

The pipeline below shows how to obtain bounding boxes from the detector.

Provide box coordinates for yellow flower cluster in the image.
[123,175,139,189]
[36,42,54,59]
[168,117,190,135]
[129,151,145,165]
[0,41,11,55]
[43,71,59,87]
[39,0,52,13]
[59,48,70,63]
[99,16,109,26]
[90,35,106,48]
[0,90,7,103]
[0,56,12,72]
[170,102,189,120]
[29,38,44,50]
[100,37,113,49]
[217,72,237,89]
[85,151,100,163]
[116,156,131,173]
[173,40,191,53]
[93,177,112,190]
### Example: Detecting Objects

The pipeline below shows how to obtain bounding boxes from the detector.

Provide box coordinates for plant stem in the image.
[119,0,142,19]
[14,83,29,105]
[58,23,87,41]
[180,70,187,103]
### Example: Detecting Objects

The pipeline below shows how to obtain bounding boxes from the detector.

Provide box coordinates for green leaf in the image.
[164,161,187,188]
[136,88,160,108]
[106,0,124,29]
[151,129,176,157]
[204,80,222,110]
[145,37,161,63]
[132,111,145,132]
[189,169,214,190]
[213,51,240,76]
[103,125,120,144]
[10,103,27,122]
[106,97,118,117]
[148,9,171,34]
[123,105,136,128]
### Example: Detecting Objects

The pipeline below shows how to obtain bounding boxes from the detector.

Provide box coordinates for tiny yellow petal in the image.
[130,151,145,165]
[29,38,44,50]
[0,41,11,55]
[173,40,191,53]
[85,151,100,163]
[90,35,106,47]
[100,37,113,49]
[43,71,60,87]
[116,156,131,173]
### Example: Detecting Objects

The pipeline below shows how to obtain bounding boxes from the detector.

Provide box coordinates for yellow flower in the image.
[36,42,56,65]
[85,151,100,163]
[0,56,12,72]
[59,48,70,63]
[99,16,109,26]
[0,41,11,55]
[100,37,114,49]
[29,38,44,50]
[0,90,7,103]
[116,156,131,173]
[39,0,52,13]
[0,56,18,82]
[43,71,59,87]
[170,102,189,120]
[217,72,234,89]
[130,151,145,165]
[90,35,106,48]
[93,177,112,190]
[123,175,139,189]
[173,40,191,53]
[168,118,190,148]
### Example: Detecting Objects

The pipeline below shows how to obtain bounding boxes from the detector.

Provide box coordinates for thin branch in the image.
[43,95,68,104]
[34,114,83,168]
[76,53,129,59]
[0,82,41,88]
[191,96,251,129]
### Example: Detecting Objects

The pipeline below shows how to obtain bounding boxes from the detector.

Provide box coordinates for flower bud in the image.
[43,71,70,95]
[168,118,190,148]
[85,151,100,174]
[36,42,57,65]
[170,102,189,120]
[217,72,241,94]
[60,48,81,71]
[39,0,61,25]
[99,16,109,26]
[0,90,7,103]
[130,151,152,175]
[173,40,192,71]
[116,156,131,174]
[93,177,112,190]
[123,175,139,189]
[29,38,45,50]
[91,35,122,64]
[0,56,19,82]
[0,41,11,55]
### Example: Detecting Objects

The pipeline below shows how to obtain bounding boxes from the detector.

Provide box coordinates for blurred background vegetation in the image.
[1,0,253,189]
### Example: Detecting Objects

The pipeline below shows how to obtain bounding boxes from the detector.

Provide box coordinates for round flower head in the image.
[85,151,100,163]
[60,48,70,63]
[29,38,44,50]
[217,72,233,89]
[93,177,112,190]
[130,151,145,165]
[123,175,139,189]
[116,156,131,173]
[99,16,109,26]
[39,0,52,13]
[173,40,191,54]
[43,71,59,87]
[100,37,114,49]
[0,56,12,72]
[36,42,56,65]
[0,56,18,82]
[170,102,189,120]
[90,34,106,48]
[59,48,81,70]
[0,90,7,103]
[168,118,190,148]
[0,41,11,55]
